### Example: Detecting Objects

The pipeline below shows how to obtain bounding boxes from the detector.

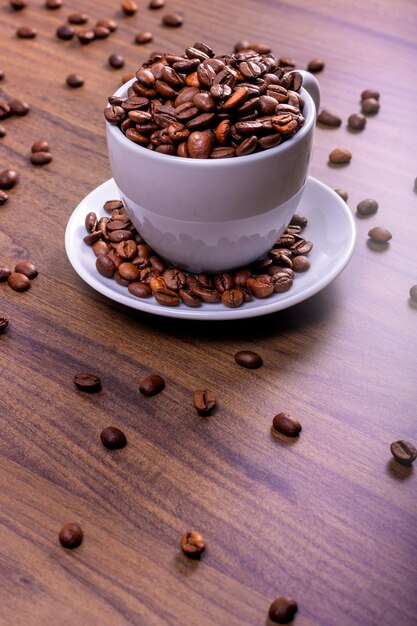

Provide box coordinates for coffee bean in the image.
[0,317,9,334]
[10,0,27,9]
[94,25,111,39]
[45,0,62,9]
[390,440,417,466]
[188,131,212,159]
[162,13,183,27]
[139,374,165,396]
[104,199,124,213]
[96,255,117,278]
[31,152,52,165]
[329,148,352,165]
[193,389,216,415]
[247,275,273,297]
[368,226,391,243]
[59,523,83,549]
[135,31,153,44]
[128,281,152,298]
[268,597,298,623]
[0,266,11,281]
[154,287,180,305]
[8,272,30,292]
[104,106,126,125]
[356,198,378,216]
[57,24,75,40]
[77,29,95,44]
[361,97,380,115]
[97,17,118,31]
[221,289,244,307]
[68,12,88,24]
[348,113,366,131]
[292,255,310,272]
[93,241,110,256]
[177,288,199,306]
[66,74,84,88]
[73,372,101,392]
[121,1,138,15]
[0,99,10,119]
[307,58,325,73]
[32,140,50,154]
[0,190,8,205]
[290,214,308,229]
[9,99,30,116]
[361,89,380,101]
[149,0,165,7]
[335,189,348,202]
[272,413,302,437]
[16,26,37,39]
[317,109,341,127]
[14,260,38,279]
[409,285,417,303]
[235,350,263,369]
[180,530,206,558]
[100,426,127,450]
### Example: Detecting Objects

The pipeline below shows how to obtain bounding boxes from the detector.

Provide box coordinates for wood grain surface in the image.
[1,0,417,624]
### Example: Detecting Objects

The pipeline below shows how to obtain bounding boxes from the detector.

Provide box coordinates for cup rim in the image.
[106,78,315,166]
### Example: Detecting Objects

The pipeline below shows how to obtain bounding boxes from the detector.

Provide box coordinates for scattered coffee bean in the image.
[16,26,37,39]
[121,1,138,15]
[31,140,50,153]
[348,113,366,131]
[45,0,62,9]
[269,597,298,623]
[409,285,417,303]
[73,372,101,392]
[390,440,417,466]
[272,413,302,437]
[361,97,380,115]
[356,198,378,217]
[180,530,206,558]
[162,13,184,27]
[31,152,52,165]
[193,389,216,415]
[334,189,348,202]
[9,99,30,116]
[57,24,75,39]
[139,374,165,396]
[7,272,31,292]
[149,0,165,8]
[77,29,95,44]
[68,12,88,24]
[0,266,11,281]
[368,226,392,243]
[0,317,9,334]
[0,190,8,205]
[109,54,125,69]
[307,58,325,73]
[59,523,83,549]
[10,0,27,9]
[135,32,153,45]
[96,18,118,31]
[93,25,111,39]
[361,89,380,101]
[329,148,352,165]
[0,124,6,138]
[100,426,127,450]
[66,74,84,88]
[234,350,263,369]
[14,260,38,279]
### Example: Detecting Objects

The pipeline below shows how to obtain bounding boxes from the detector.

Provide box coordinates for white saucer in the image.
[65,177,356,321]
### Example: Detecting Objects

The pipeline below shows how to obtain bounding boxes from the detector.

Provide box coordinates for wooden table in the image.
[1,1,416,624]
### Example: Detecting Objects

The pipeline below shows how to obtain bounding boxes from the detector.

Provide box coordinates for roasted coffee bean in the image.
[167,122,189,142]
[361,97,380,115]
[135,31,153,44]
[14,260,38,279]
[45,0,62,8]
[31,152,52,165]
[368,226,392,243]
[213,273,234,293]
[247,276,273,297]
[104,106,126,124]
[162,268,186,290]
[0,265,11,281]
[258,134,282,150]
[16,26,37,39]
[59,523,83,549]
[114,270,130,286]
[96,255,116,278]
[83,230,103,245]
[409,285,417,303]
[348,113,366,131]
[233,268,251,287]
[8,272,30,292]
[94,25,111,39]
[73,372,101,392]
[118,262,140,281]
[235,350,263,369]
[329,148,352,164]
[221,289,244,307]
[0,100,10,119]
[104,199,124,213]
[92,241,111,256]
[97,18,118,31]
[307,58,325,73]
[10,0,27,9]
[223,87,249,109]
[197,63,216,89]
[210,146,235,158]
[197,273,212,289]
[186,112,215,131]
[77,29,95,44]
[193,92,215,112]
[128,281,152,298]
[162,12,183,27]
[101,426,127,450]
[0,317,9,334]
[191,286,219,303]
[139,374,165,396]
[125,128,149,145]
[269,597,298,623]
[188,131,212,158]
[109,54,125,69]
[180,530,206,558]
[335,189,348,201]
[0,190,8,204]
[68,12,88,24]
[270,272,293,292]
[149,0,165,8]
[291,239,313,255]
[361,89,380,101]
[107,250,123,269]
[290,214,307,229]
[108,229,134,243]
[210,83,232,100]
[193,389,216,415]
[116,240,137,259]
[317,109,341,127]
[121,1,138,15]
[215,119,231,145]
[235,120,263,135]
[390,440,417,465]
[269,249,293,268]
[178,288,200,306]
[292,255,310,272]
[273,412,302,437]
[175,87,200,107]
[32,139,50,153]
[9,99,30,116]
[0,169,18,190]
[357,198,378,216]
[66,74,84,88]
[236,135,258,157]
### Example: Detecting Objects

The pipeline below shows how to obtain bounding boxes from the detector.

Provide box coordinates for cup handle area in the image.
[298,70,321,117]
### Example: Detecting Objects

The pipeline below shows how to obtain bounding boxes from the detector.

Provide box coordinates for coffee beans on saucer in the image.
[59,523,83,549]
[268,596,298,623]
[180,530,206,558]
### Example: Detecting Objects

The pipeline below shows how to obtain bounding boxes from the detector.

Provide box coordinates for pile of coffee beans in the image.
[83,200,312,308]
[0,260,38,292]
[104,43,306,158]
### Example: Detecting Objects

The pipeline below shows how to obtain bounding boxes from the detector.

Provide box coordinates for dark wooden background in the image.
[1,1,416,624]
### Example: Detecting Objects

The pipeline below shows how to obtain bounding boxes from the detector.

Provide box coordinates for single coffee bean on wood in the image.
[193,389,216,415]
[368,227,392,243]
[390,440,417,465]
[162,13,183,26]
[268,597,298,623]
[121,1,138,15]
[93,25,110,39]
[348,113,366,131]
[409,285,417,303]
[10,0,27,9]
[0,317,9,334]
[57,24,75,39]
[307,58,325,73]
[361,89,380,101]
[9,99,30,116]
[8,272,30,291]
[100,426,127,450]
[14,260,38,279]
[272,413,302,437]
[68,12,88,24]
[335,189,348,202]
[149,0,165,8]
[73,372,101,392]
[0,169,18,190]
[317,109,341,127]
[0,190,8,204]
[235,350,263,369]
[45,0,62,9]
[31,140,50,153]
[109,54,125,69]
[0,266,11,281]
[139,374,165,396]
[361,97,380,114]
[31,152,52,165]
[357,198,378,216]
[59,523,83,549]
[77,29,95,44]
[135,32,153,44]
[16,26,37,38]
[180,530,206,558]
[66,74,84,88]
[329,148,352,164]
[96,18,118,31]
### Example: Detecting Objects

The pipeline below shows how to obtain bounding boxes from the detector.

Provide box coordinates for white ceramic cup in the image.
[106,71,320,273]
